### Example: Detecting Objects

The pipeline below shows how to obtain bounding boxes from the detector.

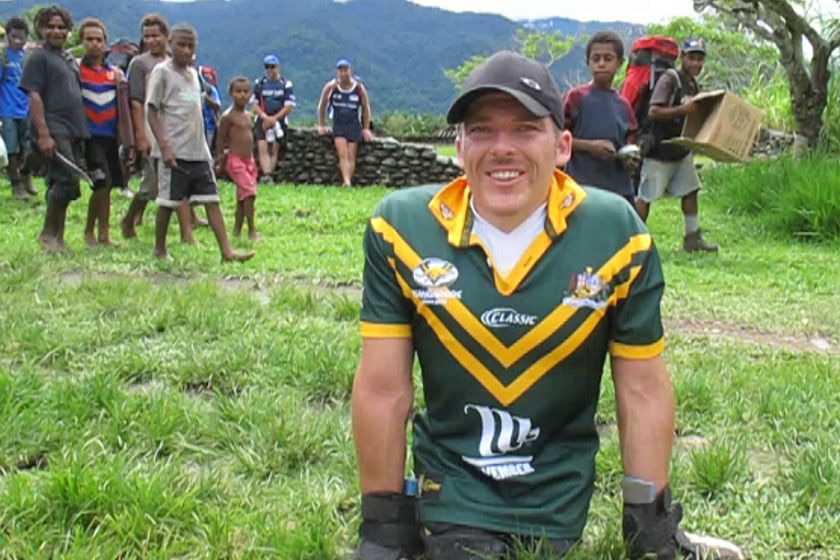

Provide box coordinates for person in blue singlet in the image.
[1,17,36,198]
[317,58,372,187]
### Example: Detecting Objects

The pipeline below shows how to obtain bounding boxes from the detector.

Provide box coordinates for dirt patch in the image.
[664,317,836,354]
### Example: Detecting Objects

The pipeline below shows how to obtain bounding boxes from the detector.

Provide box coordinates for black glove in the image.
[623,485,682,560]
[355,492,423,560]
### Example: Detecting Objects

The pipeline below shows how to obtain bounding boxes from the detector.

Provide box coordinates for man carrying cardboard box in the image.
[635,37,718,252]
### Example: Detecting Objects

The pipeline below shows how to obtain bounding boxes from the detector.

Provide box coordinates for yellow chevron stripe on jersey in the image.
[370,217,652,368]
[610,339,665,359]
[391,258,649,406]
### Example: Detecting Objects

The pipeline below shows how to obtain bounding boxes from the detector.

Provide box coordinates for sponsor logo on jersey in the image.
[412,258,462,305]
[562,267,610,309]
[480,307,539,328]
[461,404,539,481]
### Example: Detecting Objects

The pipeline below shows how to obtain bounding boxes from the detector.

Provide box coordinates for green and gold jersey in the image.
[359,170,665,539]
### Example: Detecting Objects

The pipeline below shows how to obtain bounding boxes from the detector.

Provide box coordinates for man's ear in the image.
[555,129,572,168]
[455,134,465,170]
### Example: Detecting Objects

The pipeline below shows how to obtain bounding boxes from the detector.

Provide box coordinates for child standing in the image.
[563,30,639,208]
[78,18,125,247]
[19,5,89,252]
[1,17,36,199]
[146,23,252,262]
[216,76,259,240]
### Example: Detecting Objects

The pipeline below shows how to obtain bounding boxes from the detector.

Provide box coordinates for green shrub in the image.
[376,110,446,136]
[705,155,840,241]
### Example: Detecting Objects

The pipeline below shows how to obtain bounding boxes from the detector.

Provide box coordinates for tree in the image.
[445,29,579,89]
[694,0,840,150]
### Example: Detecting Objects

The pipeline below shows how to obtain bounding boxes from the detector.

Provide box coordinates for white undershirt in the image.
[470,198,547,275]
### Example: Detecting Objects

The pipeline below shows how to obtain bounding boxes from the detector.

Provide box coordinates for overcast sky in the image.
[406,0,697,24]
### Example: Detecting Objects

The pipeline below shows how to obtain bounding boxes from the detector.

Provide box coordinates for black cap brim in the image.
[447,86,551,125]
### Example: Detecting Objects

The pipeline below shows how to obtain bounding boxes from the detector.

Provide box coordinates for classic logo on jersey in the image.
[412,257,462,305]
[562,267,611,309]
[461,404,540,481]
[480,307,539,329]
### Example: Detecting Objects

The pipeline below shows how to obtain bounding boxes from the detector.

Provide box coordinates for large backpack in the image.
[620,35,683,155]
[105,39,139,74]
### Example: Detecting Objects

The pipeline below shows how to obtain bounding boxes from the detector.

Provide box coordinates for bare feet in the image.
[181,236,198,245]
[192,217,209,227]
[232,228,242,238]
[249,230,261,241]
[84,233,98,247]
[222,250,255,263]
[153,249,171,261]
[121,218,137,239]
[98,237,122,248]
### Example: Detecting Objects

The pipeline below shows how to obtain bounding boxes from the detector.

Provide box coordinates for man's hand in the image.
[262,116,276,130]
[681,97,698,116]
[135,135,150,157]
[587,139,617,160]
[362,129,374,142]
[318,125,329,136]
[624,155,641,172]
[161,146,177,169]
[623,486,681,560]
[37,134,56,159]
[355,492,423,560]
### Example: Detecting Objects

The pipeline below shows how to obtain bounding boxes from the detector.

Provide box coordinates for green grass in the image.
[0,171,838,559]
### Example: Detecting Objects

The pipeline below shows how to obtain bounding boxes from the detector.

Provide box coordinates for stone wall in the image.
[751,127,795,159]
[274,127,462,187]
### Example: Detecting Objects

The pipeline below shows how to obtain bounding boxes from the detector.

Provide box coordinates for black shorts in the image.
[155,159,220,209]
[252,117,288,144]
[45,136,86,206]
[85,136,125,190]
[333,119,363,143]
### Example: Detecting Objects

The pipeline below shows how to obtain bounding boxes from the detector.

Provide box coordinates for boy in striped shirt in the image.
[78,18,125,246]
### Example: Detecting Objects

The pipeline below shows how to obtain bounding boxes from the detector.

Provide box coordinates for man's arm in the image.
[648,72,695,121]
[28,92,54,158]
[611,354,674,492]
[215,112,231,161]
[317,81,332,132]
[359,84,373,141]
[131,99,149,154]
[147,105,173,168]
[352,336,414,493]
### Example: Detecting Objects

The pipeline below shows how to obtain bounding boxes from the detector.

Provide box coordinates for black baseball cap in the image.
[446,50,564,129]
[681,37,706,54]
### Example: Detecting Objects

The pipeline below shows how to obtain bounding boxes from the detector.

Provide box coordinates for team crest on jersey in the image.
[412,258,462,305]
[461,404,539,481]
[439,202,454,220]
[562,267,611,309]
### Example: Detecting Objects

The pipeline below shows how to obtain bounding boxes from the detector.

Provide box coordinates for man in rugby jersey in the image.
[351,51,743,560]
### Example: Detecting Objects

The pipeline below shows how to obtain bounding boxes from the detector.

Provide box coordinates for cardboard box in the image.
[665,90,764,162]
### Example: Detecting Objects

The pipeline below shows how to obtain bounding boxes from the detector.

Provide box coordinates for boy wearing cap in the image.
[636,37,718,252]
[351,50,743,560]
[317,58,372,186]
[563,30,639,208]
[252,54,295,183]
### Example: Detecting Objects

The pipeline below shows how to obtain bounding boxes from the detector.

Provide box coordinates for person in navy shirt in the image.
[199,64,221,151]
[251,54,295,183]
[1,17,36,198]
[317,58,372,187]
[563,30,639,209]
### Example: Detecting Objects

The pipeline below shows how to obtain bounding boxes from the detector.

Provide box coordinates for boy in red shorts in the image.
[216,76,259,240]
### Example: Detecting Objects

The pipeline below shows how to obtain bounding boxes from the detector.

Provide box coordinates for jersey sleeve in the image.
[145,64,165,108]
[17,48,46,95]
[283,79,296,106]
[127,57,146,102]
[608,222,665,359]
[359,218,413,338]
[562,87,581,131]
[649,71,676,107]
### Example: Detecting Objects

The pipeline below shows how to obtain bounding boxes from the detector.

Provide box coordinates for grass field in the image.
[0,171,838,559]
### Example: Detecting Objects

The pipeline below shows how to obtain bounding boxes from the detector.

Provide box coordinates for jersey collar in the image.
[428,169,587,248]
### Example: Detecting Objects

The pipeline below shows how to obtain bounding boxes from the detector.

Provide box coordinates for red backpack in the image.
[620,35,680,125]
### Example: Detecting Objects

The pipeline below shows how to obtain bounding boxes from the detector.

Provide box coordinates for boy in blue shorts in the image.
[1,17,36,199]
[146,23,253,262]
[19,5,89,252]
[563,30,639,208]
